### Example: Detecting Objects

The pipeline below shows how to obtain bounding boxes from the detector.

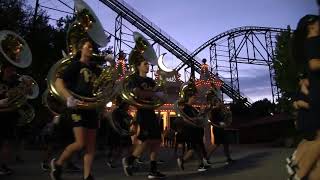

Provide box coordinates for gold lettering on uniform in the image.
[141,82,152,90]
[80,68,91,83]
[71,114,82,122]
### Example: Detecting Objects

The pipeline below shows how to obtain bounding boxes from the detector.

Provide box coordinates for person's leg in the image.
[223,143,232,161]
[50,127,85,180]
[122,141,147,176]
[0,140,13,174]
[132,141,147,159]
[106,142,114,163]
[206,144,220,159]
[56,127,86,166]
[177,142,193,171]
[41,142,53,171]
[83,129,96,179]
[174,142,178,155]
[14,126,25,163]
[148,140,166,178]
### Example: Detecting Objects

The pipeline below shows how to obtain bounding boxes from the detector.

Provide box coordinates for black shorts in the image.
[213,127,227,145]
[184,126,204,144]
[0,112,18,142]
[136,109,161,142]
[69,109,99,129]
[176,132,186,144]
[120,136,132,146]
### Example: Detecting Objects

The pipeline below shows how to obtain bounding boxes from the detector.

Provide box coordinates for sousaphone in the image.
[206,82,232,128]
[0,30,39,112]
[42,89,66,115]
[174,78,209,127]
[17,103,35,126]
[47,0,115,110]
[0,30,31,69]
[120,32,166,109]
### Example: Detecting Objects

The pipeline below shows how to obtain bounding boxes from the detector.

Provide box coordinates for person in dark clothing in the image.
[286,14,320,180]
[0,65,20,176]
[50,38,100,180]
[121,53,166,179]
[292,14,320,140]
[176,92,210,172]
[106,96,132,168]
[206,102,235,165]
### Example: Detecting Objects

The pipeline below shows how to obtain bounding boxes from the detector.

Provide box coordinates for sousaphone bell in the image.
[0,30,38,113]
[120,32,165,109]
[47,0,115,110]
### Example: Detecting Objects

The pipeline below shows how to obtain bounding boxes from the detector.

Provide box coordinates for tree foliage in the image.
[273,28,302,113]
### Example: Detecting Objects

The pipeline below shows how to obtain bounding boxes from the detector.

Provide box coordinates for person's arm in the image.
[55,78,72,100]
[132,88,157,98]
[299,78,309,95]
[293,100,310,109]
[0,98,8,108]
[128,76,161,99]
[56,62,83,107]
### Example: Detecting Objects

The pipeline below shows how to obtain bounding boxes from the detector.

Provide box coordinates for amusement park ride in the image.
[34,0,291,106]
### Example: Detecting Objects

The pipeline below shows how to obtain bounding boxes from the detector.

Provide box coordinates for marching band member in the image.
[50,38,100,180]
[106,96,132,168]
[121,53,166,179]
[176,81,210,172]
[205,85,235,165]
[0,65,20,176]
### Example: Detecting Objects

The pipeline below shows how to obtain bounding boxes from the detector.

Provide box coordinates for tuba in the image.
[206,82,232,128]
[0,30,39,112]
[106,96,133,137]
[174,78,209,128]
[120,32,166,109]
[42,89,66,115]
[47,0,116,110]
[17,103,35,126]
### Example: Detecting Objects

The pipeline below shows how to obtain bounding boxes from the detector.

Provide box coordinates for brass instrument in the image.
[174,78,209,127]
[42,89,66,115]
[106,108,133,137]
[18,75,39,99]
[17,103,35,126]
[120,32,166,109]
[47,0,116,110]
[0,30,38,113]
[206,83,232,128]
[0,30,32,69]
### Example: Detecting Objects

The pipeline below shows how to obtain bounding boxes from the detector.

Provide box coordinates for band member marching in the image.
[121,34,166,179]
[50,38,100,180]
[175,80,210,172]
[0,30,37,176]
[0,65,20,175]
[40,91,80,172]
[105,96,133,168]
[206,85,235,165]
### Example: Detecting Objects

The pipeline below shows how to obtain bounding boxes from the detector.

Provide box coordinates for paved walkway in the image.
[2,144,293,180]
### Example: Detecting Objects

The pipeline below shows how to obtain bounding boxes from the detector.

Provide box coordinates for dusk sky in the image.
[27,0,317,102]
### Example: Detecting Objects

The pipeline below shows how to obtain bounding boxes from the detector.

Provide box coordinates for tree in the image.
[250,98,275,117]
[273,27,302,113]
[0,0,32,34]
